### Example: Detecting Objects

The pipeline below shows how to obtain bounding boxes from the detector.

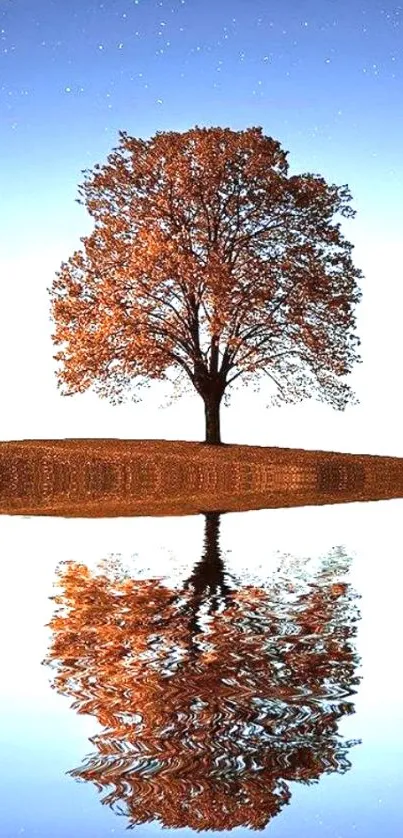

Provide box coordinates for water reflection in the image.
[43,512,361,832]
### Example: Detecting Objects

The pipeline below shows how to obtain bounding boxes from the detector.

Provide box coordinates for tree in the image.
[43,522,361,830]
[48,126,363,443]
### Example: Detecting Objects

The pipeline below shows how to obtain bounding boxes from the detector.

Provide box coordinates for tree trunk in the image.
[203,394,222,444]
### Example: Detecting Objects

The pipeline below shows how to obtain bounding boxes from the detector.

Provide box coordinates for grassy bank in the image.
[1,438,403,517]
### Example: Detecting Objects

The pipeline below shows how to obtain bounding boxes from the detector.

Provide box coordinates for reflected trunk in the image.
[168,511,234,642]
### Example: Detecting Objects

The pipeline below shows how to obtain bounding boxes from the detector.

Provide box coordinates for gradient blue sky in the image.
[1,0,402,452]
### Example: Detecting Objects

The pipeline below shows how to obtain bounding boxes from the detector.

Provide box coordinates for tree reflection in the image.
[43,513,361,831]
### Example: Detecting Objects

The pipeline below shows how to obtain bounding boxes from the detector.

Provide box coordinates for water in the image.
[1,500,402,836]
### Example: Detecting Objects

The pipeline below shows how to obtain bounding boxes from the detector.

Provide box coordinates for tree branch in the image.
[225,347,313,387]
[147,319,195,358]
[165,350,195,383]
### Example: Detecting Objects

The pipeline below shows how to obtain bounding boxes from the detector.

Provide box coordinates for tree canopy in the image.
[49,125,363,442]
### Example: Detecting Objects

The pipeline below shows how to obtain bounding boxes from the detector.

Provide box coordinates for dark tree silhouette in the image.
[48,126,363,443]
[43,519,361,831]
[164,511,236,648]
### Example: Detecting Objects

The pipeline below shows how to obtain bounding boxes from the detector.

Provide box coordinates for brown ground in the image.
[1,438,403,517]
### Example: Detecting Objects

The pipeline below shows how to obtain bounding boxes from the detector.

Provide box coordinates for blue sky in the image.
[1,0,402,453]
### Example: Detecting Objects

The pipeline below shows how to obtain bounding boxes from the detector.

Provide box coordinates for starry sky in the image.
[1,0,402,453]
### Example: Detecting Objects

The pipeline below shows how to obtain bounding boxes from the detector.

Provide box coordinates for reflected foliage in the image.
[43,514,361,831]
